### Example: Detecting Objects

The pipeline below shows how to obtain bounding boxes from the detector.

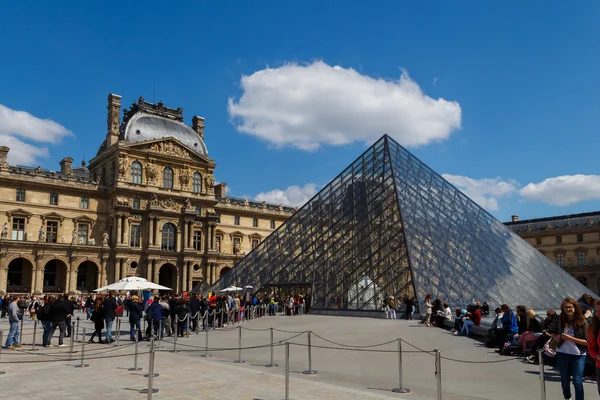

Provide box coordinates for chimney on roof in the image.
[0,146,9,166]
[511,215,519,222]
[60,157,74,176]
[106,93,122,147]
[214,182,227,199]
[192,116,205,139]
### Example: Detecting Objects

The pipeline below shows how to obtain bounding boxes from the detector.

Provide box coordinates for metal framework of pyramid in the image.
[211,135,587,311]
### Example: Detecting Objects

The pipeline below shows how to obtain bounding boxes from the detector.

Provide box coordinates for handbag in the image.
[543,339,557,358]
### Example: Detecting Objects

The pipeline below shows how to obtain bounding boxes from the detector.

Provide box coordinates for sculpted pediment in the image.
[126,138,210,163]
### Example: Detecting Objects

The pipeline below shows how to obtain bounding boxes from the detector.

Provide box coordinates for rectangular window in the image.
[132,197,140,210]
[216,235,222,253]
[253,217,258,228]
[556,236,562,244]
[536,237,541,246]
[578,252,586,266]
[11,218,25,240]
[577,233,583,242]
[251,238,259,249]
[49,192,58,205]
[130,224,141,247]
[77,223,89,245]
[234,215,240,225]
[16,189,25,202]
[80,196,89,209]
[193,230,202,251]
[557,254,564,267]
[46,221,58,243]
[270,219,275,229]
[233,237,241,254]
[195,205,202,215]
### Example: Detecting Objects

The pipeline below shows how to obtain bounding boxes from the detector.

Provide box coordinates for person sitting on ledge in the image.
[451,308,464,333]
[504,309,543,355]
[526,309,560,364]
[455,305,481,336]
[496,304,518,352]
[482,302,490,316]
[434,302,452,328]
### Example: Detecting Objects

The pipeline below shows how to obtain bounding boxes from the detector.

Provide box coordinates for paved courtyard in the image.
[0,312,594,399]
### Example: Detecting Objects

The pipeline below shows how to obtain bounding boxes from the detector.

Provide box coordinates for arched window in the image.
[130,161,142,184]
[192,172,202,193]
[163,167,174,189]
[577,276,588,287]
[161,223,177,252]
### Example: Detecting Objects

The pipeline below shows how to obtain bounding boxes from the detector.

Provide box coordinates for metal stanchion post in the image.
[75,317,80,343]
[303,331,317,374]
[69,325,76,361]
[266,327,278,367]
[220,308,224,328]
[30,320,39,351]
[75,328,89,368]
[538,349,546,400]
[285,342,290,400]
[140,336,159,396]
[114,319,121,347]
[171,325,179,353]
[435,350,442,400]
[392,339,409,393]
[0,330,5,375]
[19,315,24,344]
[233,325,246,363]
[129,329,142,371]
[212,310,216,330]
[186,314,190,336]
[201,327,211,358]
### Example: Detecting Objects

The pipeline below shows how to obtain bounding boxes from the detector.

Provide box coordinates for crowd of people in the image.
[0,290,307,349]
[415,292,600,400]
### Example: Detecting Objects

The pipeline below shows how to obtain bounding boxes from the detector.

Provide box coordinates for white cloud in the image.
[0,104,73,165]
[442,174,519,211]
[255,183,319,207]
[228,61,461,151]
[520,175,600,206]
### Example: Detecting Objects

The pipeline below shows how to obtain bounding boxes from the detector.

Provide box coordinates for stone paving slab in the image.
[1,312,596,399]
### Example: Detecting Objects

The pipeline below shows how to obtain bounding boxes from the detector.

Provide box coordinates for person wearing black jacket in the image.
[64,295,75,338]
[48,294,71,347]
[526,309,560,363]
[169,295,178,334]
[127,296,143,341]
[199,295,209,331]
[189,294,200,332]
[176,298,189,337]
[90,295,105,343]
[38,296,54,347]
[102,291,118,344]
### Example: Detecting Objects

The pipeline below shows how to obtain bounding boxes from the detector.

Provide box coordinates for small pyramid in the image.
[211,135,587,310]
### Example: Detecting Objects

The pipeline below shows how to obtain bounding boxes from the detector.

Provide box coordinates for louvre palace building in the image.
[0,94,294,296]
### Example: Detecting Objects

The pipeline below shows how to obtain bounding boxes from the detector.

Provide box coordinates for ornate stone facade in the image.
[506,212,600,294]
[0,94,294,296]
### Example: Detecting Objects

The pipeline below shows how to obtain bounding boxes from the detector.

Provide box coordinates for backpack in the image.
[485,328,497,348]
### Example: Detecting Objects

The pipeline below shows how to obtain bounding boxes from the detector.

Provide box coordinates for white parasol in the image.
[94,276,172,292]
[220,286,243,293]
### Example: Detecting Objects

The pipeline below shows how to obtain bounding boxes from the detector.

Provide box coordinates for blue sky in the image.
[1,2,599,222]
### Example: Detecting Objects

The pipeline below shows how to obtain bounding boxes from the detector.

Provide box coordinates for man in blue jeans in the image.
[4,295,22,349]
[103,291,117,344]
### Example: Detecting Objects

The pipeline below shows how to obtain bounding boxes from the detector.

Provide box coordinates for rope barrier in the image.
[310,332,399,348]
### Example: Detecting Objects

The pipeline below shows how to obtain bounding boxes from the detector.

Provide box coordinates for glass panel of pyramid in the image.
[211,135,588,310]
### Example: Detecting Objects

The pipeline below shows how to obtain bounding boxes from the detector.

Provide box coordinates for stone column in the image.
[187,262,193,292]
[148,216,154,247]
[96,269,101,290]
[0,253,6,295]
[100,257,108,286]
[177,225,183,252]
[115,258,121,281]
[68,258,77,293]
[120,258,126,280]
[146,259,153,281]
[182,261,188,292]
[176,271,181,293]
[116,215,122,244]
[33,255,43,295]
[123,218,129,247]
[153,262,160,284]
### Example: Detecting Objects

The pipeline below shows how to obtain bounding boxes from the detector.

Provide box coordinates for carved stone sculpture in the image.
[72,230,77,244]
[61,235,66,243]
[206,174,215,189]
[118,154,128,179]
[150,193,159,207]
[89,238,96,245]
[150,141,191,159]
[145,161,158,184]
[179,166,190,188]
[1,223,7,239]
[34,166,43,174]
[38,226,44,242]
[102,231,109,247]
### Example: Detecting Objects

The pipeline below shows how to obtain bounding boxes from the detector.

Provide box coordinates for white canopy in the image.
[220,286,243,293]
[94,277,172,292]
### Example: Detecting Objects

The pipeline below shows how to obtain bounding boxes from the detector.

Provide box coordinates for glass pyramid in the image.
[212,135,588,311]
